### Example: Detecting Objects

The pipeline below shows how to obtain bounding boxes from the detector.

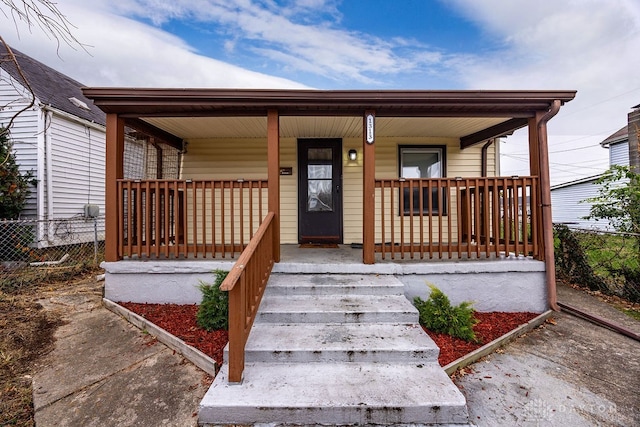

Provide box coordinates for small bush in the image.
[196,270,229,331]
[414,285,478,342]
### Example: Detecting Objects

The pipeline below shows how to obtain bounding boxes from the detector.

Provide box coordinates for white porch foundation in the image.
[101,245,548,312]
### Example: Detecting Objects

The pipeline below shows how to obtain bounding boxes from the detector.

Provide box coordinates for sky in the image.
[2,0,639,185]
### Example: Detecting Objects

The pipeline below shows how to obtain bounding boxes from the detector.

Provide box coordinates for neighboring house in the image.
[0,44,107,247]
[85,88,576,315]
[551,125,630,230]
[0,45,181,248]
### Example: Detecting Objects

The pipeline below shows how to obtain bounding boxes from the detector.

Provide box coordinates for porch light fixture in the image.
[348,149,357,161]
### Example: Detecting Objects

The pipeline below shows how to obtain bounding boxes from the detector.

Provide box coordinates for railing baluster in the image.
[221,182,226,258]
[446,179,452,259]
[418,179,424,259]
[230,181,235,257]
[249,181,254,240]
[390,181,395,260]
[238,182,244,248]
[126,181,133,257]
[201,181,206,257]
[212,182,218,257]
[380,180,386,260]
[117,181,124,258]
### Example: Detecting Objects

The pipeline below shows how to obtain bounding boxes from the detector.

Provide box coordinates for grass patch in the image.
[620,308,640,321]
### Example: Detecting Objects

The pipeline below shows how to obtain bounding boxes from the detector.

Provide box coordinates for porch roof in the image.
[83,88,576,118]
[83,88,576,149]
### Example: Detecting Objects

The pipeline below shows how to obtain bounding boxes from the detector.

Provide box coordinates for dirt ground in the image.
[0,273,100,427]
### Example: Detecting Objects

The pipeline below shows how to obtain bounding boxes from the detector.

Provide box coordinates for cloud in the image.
[100,0,448,84]
[0,0,308,88]
[444,0,640,184]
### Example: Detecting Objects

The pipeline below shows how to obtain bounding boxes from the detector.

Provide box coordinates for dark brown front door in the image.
[298,138,343,243]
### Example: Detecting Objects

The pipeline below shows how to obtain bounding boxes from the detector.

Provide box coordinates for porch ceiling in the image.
[84,88,576,145]
[140,116,509,140]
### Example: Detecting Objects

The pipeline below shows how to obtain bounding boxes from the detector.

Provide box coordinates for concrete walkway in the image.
[454,284,639,426]
[32,279,211,427]
[32,279,639,426]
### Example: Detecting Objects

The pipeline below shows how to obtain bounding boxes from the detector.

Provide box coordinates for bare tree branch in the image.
[1,1,87,167]
[1,0,88,52]
[1,35,36,140]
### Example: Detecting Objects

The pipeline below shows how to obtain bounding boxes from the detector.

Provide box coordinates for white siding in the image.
[0,70,40,217]
[48,115,106,219]
[609,141,629,167]
[551,179,611,230]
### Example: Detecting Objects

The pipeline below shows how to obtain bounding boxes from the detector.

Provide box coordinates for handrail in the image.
[220,211,276,383]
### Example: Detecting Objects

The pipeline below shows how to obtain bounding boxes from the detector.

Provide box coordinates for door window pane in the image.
[308,148,332,161]
[308,180,333,211]
[308,164,332,178]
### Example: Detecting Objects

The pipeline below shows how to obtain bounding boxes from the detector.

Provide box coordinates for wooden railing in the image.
[116,179,268,259]
[374,177,540,260]
[219,211,276,383]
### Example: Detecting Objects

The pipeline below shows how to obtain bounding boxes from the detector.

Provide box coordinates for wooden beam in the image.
[363,110,376,264]
[105,114,125,262]
[460,118,528,149]
[267,109,280,262]
[528,117,540,177]
[124,118,183,150]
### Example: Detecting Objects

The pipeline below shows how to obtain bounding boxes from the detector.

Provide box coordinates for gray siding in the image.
[551,179,612,230]
[609,141,629,167]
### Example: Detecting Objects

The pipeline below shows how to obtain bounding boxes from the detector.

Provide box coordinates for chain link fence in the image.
[0,216,105,293]
[554,224,640,303]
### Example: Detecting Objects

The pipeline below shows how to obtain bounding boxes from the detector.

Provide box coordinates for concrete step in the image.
[256,294,418,324]
[265,273,405,296]
[240,322,439,363]
[199,362,469,426]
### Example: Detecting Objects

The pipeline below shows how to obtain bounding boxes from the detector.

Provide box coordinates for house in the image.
[85,89,575,419]
[83,87,575,311]
[0,44,107,247]
[551,125,630,230]
[0,45,181,248]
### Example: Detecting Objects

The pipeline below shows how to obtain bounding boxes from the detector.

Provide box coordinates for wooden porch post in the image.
[363,110,376,264]
[535,100,562,311]
[105,113,125,262]
[267,109,280,262]
[528,115,544,259]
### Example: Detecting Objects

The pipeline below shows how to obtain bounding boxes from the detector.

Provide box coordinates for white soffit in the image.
[143,116,508,140]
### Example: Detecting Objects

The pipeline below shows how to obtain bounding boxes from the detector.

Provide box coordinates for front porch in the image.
[86,89,574,391]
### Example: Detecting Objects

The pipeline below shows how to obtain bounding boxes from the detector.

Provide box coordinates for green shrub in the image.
[196,270,229,331]
[414,285,478,342]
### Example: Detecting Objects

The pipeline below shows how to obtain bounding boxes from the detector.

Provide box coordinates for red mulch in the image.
[120,302,538,368]
[424,311,539,366]
[120,302,228,365]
